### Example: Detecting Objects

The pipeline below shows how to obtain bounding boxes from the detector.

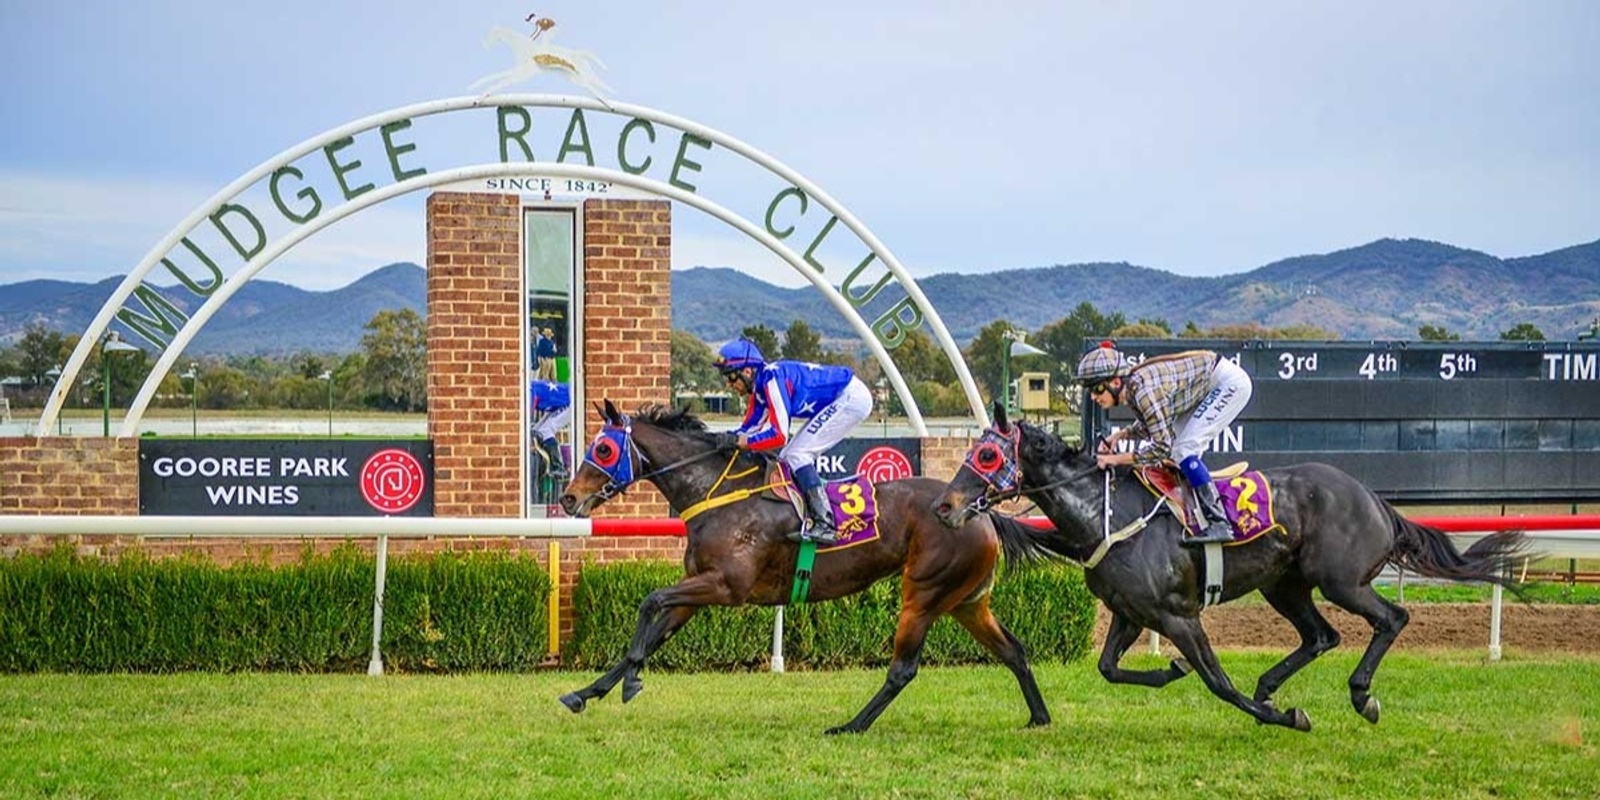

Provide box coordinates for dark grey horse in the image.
[933,402,1528,732]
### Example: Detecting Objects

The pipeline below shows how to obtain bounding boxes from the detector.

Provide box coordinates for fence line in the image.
[3,514,1597,666]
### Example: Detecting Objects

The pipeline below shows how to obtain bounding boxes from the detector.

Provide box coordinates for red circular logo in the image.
[857,446,914,484]
[360,448,427,514]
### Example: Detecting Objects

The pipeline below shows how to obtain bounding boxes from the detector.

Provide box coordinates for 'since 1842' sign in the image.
[139,440,434,517]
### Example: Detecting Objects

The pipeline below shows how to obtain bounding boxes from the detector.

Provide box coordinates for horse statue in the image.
[556,400,1054,734]
[470,20,613,103]
[933,402,1529,732]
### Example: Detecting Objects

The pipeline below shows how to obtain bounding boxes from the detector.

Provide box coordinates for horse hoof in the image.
[621,679,643,704]
[558,693,586,713]
[1026,715,1052,728]
[825,724,863,736]
[1359,696,1381,724]
[1172,658,1193,676]
[1288,708,1312,732]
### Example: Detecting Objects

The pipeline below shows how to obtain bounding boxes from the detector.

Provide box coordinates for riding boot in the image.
[541,438,568,477]
[1183,480,1234,546]
[787,465,838,544]
[798,485,839,544]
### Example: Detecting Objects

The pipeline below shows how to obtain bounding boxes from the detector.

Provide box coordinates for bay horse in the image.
[556,401,1053,734]
[933,402,1529,732]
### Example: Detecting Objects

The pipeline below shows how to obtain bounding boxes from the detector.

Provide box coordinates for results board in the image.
[1081,340,1600,503]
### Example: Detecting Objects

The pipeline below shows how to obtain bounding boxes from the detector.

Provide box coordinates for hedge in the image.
[1,547,1096,673]
[0,544,549,673]
[566,559,1096,671]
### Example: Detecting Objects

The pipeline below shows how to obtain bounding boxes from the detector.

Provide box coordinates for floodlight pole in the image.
[100,332,140,437]
[320,370,334,436]
[45,365,63,435]
[1001,329,1028,417]
[182,363,199,437]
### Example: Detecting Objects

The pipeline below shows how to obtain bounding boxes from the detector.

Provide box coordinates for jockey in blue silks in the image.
[712,338,874,543]
[531,379,572,476]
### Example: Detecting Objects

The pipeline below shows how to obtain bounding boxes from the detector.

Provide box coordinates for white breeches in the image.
[1171,358,1252,463]
[779,377,874,470]
[532,406,572,441]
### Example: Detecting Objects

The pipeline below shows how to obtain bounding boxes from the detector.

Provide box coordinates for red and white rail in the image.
[2,513,1596,664]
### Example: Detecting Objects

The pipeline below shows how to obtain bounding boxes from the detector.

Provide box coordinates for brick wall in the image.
[0,437,138,515]
[425,192,524,518]
[0,437,138,556]
[416,193,682,644]
[579,199,674,521]
[921,436,969,482]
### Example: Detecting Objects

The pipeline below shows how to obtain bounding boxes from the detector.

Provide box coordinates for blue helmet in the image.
[714,339,766,372]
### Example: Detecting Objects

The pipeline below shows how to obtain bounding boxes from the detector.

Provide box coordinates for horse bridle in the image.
[584,418,730,502]
[957,426,1102,517]
[960,428,1161,568]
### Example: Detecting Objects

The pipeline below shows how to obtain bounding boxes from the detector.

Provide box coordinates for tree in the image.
[739,325,780,361]
[1031,302,1126,389]
[198,365,257,410]
[851,328,961,417]
[359,308,427,411]
[0,346,17,388]
[17,324,68,387]
[1500,323,1545,341]
[1189,322,1338,341]
[291,352,334,380]
[886,327,957,385]
[1201,322,1275,340]
[963,320,1026,407]
[780,320,824,363]
[1272,324,1339,340]
[1417,324,1460,341]
[670,329,721,399]
[1112,321,1172,339]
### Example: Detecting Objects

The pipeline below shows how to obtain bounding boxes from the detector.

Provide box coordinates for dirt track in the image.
[1095,602,1600,654]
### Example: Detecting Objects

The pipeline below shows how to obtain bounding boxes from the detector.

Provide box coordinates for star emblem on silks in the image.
[795,400,821,416]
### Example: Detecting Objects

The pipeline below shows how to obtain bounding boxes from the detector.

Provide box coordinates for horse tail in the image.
[1383,504,1531,598]
[986,513,1073,572]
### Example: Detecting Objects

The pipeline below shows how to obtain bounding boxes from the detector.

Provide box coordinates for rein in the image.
[593,438,783,522]
[964,461,1102,514]
[964,460,1151,569]
[635,447,725,485]
[593,441,726,503]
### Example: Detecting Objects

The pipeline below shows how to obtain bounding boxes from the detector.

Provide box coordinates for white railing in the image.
[2,514,1597,665]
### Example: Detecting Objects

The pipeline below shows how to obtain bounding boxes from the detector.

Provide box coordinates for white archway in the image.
[39,95,988,437]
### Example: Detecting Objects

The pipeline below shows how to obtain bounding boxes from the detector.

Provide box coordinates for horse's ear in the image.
[602,399,621,424]
[991,400,1010,432]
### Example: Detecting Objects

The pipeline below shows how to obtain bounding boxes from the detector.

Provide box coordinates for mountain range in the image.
[2,238,1597,355]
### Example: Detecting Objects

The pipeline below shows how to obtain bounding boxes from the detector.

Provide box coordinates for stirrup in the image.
[1183,520,1234,546]
[787,520,838,544]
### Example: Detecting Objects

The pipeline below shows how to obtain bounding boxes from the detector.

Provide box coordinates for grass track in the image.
[2,651,1596,799]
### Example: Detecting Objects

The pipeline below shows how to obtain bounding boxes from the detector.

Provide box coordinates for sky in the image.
[1,0,1595,291]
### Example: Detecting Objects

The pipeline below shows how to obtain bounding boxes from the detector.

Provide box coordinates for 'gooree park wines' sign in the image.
[139,440,433,516]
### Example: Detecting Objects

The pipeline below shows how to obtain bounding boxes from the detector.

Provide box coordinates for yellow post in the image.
[547,540,561,659]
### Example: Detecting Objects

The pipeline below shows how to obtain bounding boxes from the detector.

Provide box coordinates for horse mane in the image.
[1019,420,1082,461]
[633,403,710,434]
